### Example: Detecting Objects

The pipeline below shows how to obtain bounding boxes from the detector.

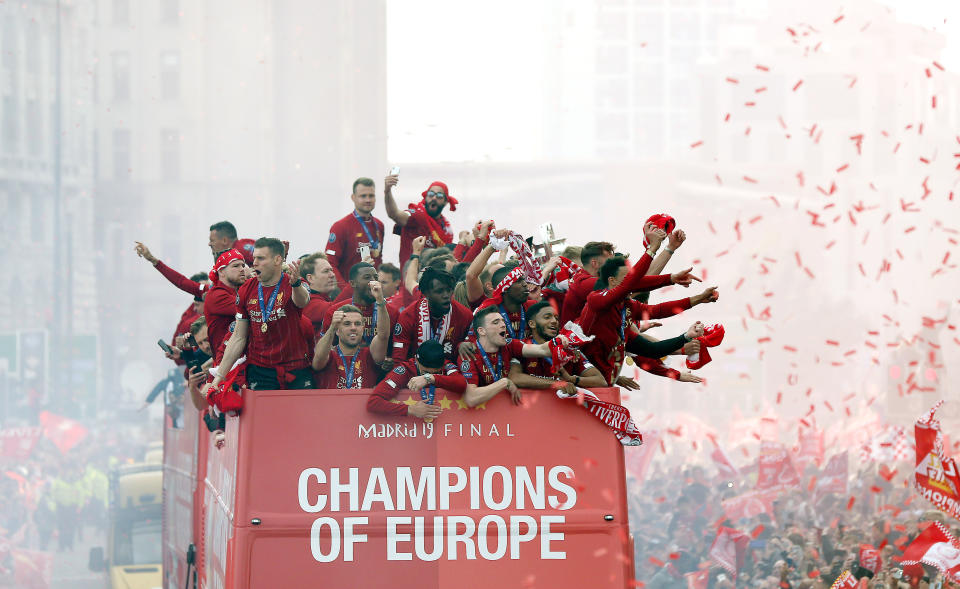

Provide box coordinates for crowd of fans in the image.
[135,173,718,439]
[630,457,954,588]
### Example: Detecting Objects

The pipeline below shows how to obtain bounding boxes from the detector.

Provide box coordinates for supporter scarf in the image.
[547,322,595,370]
[397,181,456,246]
[478,266,526,310]
[488,231,542,285]
[830,571,858,589]
[543,256,582,293]
[914,400,960,521]
[209,248,244,285]
[642,213,677,247]
[900,521,960,584]
[416,298,452,346]
[207,355,247,413]
[708,527,750,582]
[687,323,725,370]
[556,387,642,446]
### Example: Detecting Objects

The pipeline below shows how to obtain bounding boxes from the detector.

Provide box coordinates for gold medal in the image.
[424,417,434,424]
[372,248,380,259]
[261,322,268,333]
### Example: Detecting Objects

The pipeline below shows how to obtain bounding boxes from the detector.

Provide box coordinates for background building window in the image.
[112,52,131,102]
[160,52,180,100]
[161,0,179,25]
[113,128,131,180]
[160,128,180,181]
[113,0,130,26]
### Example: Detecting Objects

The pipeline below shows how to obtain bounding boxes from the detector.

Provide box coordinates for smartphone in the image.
[390,166,400,175]
[157,339,174,355]
[359,244,371,260]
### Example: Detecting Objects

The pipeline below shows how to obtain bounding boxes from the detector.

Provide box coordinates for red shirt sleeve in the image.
[636,358,681,381]
[325,220,349,291]
[453,243,467,261]
[434,362,467,394]
[633,297,692,321]
[588,254,674,313]
[366,365,413,416]
[459,236,487,263]
[204,288,236,316]
[155,261,203,298]
[391,307,416,363]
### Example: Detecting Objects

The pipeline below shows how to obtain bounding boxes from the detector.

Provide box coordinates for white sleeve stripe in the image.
[326,249,336,255]
[386,380,396,388]
[393,342,404,348]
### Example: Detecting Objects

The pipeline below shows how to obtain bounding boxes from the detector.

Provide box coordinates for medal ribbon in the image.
[336,345,358,389]
[499,304,524,341]
[258,278,283,330]
[476,345,502,382]
[420,383,436,405]
[618,305,627,341]
[353,210,381,251]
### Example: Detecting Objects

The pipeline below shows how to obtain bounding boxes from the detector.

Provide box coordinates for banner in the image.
[857,544,881,575]
[721,488,779,523]
[0,427,41,460]
[900,521,960,584]
[914,401,960,521]
[757,441,800,490]
[815,452,848,500]
[685,569,709,589]
[708,527,750,581]
[796,424,824,468]
[558,388,641,446]
[38,412,88,454]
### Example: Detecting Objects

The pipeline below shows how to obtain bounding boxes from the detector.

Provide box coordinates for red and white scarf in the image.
[548,322,595,370]
[543,256,582,293]
[477,266,525,310]
[401,201,454,246]
[489,231,542,284]
[416,297,453,345]
[556,387,642,446]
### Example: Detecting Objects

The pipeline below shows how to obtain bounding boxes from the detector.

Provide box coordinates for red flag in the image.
[815,452,848,500]
[0,427,41,460]
[709,527,750,581]
[685,569,709,589]
[625,431,659,486]
[796,424,825,468]
[38,412,88,454]
[830,570,858,588]
[757,441,800,490]
[721,489,779,522]
[858,544,881,574]
[900,521,960,584]
[12,549,53,589]
[710,438,739,480]
[914,401,960,521]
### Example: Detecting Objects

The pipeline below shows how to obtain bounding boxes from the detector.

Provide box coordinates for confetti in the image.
[793,79,803,91]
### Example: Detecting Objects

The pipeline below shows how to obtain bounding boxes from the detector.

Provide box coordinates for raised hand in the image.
[670,267,701,287]
[412,235,427,255]
[134,242,158,265]
[667,229,686,250]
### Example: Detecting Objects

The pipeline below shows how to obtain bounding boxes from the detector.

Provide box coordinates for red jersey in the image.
[460,338,526,386]
[326,212,385,289]
[391,299,473,363]
[520,341,594,379]
[577,253,686,384]
[204,282,240,363]
[559,270,596,326]
[315,346,380,389]
[232,238,255,266]
[479,299,536,341]
[367,359,467,417]
[302,290,333,336]
[386,285,419,317]
[236,273,310,370]
[319,297,398,341]
[396,209,452,268]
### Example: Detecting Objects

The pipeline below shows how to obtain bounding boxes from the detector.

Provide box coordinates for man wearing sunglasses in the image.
[384,173,459,268]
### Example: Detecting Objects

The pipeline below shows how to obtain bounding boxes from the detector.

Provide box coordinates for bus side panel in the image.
[193,419,210,588]
[204,413,239,589]
[224,387,634,589]
[163,399,199,589]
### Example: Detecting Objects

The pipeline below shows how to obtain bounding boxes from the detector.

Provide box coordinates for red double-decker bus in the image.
[162,386,636,588]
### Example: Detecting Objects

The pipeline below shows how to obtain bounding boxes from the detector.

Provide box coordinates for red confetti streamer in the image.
[743,176,758,183]
[690,140,703,148]
[725,77,739,84]
[846,496,855,510]
[833,14,844,23]
[756,64,769,71]
[836,163,849,172]
[792,79,803,91]
[649,557,664,567]
[750,524,765,538]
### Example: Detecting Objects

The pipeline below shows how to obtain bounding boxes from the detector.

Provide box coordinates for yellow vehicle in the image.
[89,463,163,588]
[144,440,163,464]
